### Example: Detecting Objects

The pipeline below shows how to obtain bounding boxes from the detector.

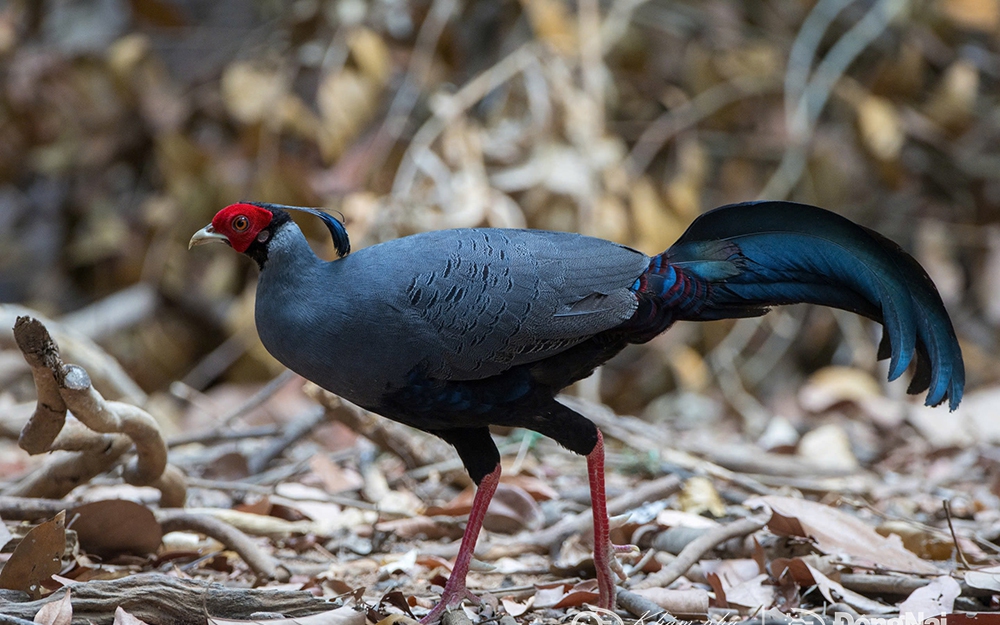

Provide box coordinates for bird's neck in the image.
[257,224,328,280]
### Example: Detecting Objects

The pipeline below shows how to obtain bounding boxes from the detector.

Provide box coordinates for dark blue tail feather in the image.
[645,201,964,410]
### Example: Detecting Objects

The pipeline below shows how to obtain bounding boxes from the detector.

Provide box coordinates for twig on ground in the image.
[517,474,683,548]
[617,589,679,622]
[944,499,972,569]
[167,423,283,448]
[159,510,290,582]
[246,406,328,475]
[838,573,992,598]
[636,515,769,589]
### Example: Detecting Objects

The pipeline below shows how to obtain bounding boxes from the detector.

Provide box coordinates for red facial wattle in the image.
[211,203,274,253]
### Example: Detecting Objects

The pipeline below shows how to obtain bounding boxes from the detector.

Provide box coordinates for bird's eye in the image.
[232,215,250,232]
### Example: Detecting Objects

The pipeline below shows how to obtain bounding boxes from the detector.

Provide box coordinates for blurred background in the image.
[2,0,999,476]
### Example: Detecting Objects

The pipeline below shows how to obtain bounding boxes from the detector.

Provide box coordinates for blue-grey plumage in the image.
[190,199,965,621]
[253,222,648,407]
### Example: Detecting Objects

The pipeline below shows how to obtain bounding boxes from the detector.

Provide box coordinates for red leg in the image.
[587,429,631,611]
[421,463,501,624]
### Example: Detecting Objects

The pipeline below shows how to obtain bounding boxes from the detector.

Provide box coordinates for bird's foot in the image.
[419,579,481,624]
[594,540,640,609]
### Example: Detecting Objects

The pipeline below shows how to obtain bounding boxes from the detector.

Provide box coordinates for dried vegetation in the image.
[2,0,1000,623]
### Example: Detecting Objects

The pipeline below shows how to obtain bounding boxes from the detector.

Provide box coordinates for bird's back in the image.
[255,226,649,408]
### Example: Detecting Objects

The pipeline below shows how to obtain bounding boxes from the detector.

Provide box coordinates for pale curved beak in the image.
[188,224,229,249]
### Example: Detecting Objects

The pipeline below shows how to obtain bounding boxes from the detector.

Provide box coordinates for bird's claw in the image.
[608,542,639,581]
[420,583,481,624]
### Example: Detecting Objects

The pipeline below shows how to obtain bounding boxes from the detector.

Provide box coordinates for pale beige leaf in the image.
[799,366,881,412]
[210,605,365,625]
[678,476,726,517]
[221,62,285,125]
[719,573,775,611]
[797,423,859,472]
[804,562,895,614]
[33,589,72,625]
[857,95,904,161]
[113,606,151,625]
[937,0,1000,31]
[501,597,531,617]
[748,496,938,574]
[965,566,1000,591]
[899,576,960,620]
[347,27,391,85]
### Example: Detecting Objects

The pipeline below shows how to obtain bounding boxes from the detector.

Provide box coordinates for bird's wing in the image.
[656,200,964,409]
[384,229,649,380]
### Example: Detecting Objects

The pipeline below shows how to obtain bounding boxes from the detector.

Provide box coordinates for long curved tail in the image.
[653,201,964,410]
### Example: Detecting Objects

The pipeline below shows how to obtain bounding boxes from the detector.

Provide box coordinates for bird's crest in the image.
[248,202,351,258]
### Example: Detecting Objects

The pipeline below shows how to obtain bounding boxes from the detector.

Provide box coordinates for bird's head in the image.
[189,202,350,264]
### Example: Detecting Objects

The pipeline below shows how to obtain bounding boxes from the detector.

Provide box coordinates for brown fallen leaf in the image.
[532,580,600,609]
[719,573,775,611]
[788,559,895,615]
[426,483,543,533]
[71,500,162,558]
[0,510,65,597]
[32,588,72,625]
[374,516,463,541]
[748,496,938,574]
[309,453,365,494]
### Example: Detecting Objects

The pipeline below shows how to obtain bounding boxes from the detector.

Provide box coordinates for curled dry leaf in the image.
[717,573,774,611]
[783,558,895,615]
[208,604,366,625]
[965,565,1000,592]
[113,606,151,625]
[501,597,531,617]
[898,576,960,620]
[798,366,881,412]
[0,510,65,597]
[32,588,72,625]
[70,500,162,558]
[877,520,984,562]
[748,496,938,574]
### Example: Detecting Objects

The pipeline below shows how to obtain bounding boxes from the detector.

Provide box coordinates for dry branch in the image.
[0,305,146,405]
[0,573,333,625]
[636,515,770,589]
[6,317,185,507]
[159,510,291,582]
